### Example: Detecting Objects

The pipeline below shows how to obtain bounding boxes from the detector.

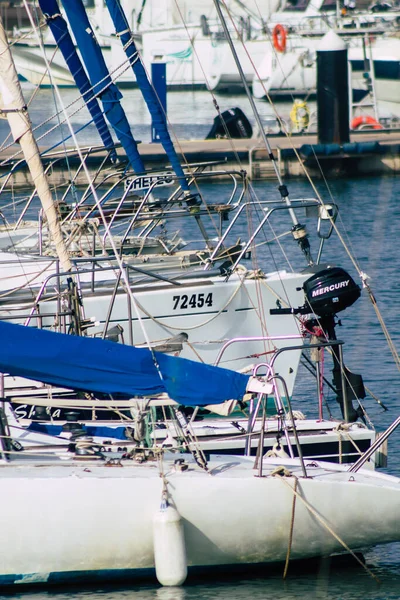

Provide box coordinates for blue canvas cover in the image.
[62,0,145,173]
[39,0,117,162]
[0,321,249,406]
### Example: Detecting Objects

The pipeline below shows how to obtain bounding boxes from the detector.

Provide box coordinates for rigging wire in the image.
[223,0,400,374]
[22,0,167,385]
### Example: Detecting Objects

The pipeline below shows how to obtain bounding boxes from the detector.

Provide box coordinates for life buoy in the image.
[272,24,287,53]
[351,116,383,130]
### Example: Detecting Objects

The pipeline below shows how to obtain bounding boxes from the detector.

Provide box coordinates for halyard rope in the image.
[275,474,380,582]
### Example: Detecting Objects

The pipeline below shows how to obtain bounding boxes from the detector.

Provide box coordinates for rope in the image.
[218,0,400,374]
[334,424,364,459]
[277,475,380,582]
[132,271,247,332]
[283,476,298,579]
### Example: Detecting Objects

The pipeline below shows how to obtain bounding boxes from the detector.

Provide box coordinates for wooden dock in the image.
[1,129,400,188]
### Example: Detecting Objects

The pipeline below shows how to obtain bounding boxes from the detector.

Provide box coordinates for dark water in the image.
[0,88,400,599]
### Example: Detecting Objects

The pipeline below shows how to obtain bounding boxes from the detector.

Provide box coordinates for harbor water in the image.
[0,88,400,598]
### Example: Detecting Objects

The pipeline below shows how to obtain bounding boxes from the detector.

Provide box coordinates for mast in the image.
[105,0,190,193]
[61,0,146,173]
[38,0,117,162]
[104,0,212,247]
[213,0,313,265]
[0,15,72,272]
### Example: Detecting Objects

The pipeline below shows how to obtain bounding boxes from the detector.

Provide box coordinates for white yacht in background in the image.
[8,0,400,97]
[9,0,280,89]
[252,0,400,103]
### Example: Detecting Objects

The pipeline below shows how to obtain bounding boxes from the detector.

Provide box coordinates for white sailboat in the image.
[0,451,399,587]
[0,319,398,588]
[0,1,384,466]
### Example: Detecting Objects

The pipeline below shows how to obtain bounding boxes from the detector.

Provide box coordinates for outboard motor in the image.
[304,267,364,422]
[206,108,253,140]
[271,266,364,422]
[270,266,360,324]
[303,266,361,329]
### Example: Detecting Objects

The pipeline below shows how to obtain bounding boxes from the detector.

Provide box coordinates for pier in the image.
[1,128,400,189]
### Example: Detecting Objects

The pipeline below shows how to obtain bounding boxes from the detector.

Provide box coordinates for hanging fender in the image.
[351,115,382,130]
[272,24,287,53]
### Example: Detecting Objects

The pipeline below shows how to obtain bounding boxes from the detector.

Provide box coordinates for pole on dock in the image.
[317,31,350,145]
[151,57,167,143]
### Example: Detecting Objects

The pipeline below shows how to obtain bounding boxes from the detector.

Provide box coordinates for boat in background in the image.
[252,0,400,103]
[7,0,400,100]
[11,46,75,87]
[8,0,279,89]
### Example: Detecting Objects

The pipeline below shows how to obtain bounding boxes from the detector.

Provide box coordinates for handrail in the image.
[214,335,304,366]
[348,415,400,473]
[23,259,182,327]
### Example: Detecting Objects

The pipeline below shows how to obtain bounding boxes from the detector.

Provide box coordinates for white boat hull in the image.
[1,455,399,585]
[0,260,308,395]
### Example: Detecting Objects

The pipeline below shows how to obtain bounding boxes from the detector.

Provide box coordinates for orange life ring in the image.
[272,24,287,53]
[351,116,382,130]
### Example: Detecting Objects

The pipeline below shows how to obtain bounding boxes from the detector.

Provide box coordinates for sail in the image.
[0,16,72,272]
[0,321,249,406]
[38,0,117,162]
[61,0,145,173]
[104,0,190,192]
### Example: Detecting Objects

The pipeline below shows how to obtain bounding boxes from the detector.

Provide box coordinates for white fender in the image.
[153,502,187,586]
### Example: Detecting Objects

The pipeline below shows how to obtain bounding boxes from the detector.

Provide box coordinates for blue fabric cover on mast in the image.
[39,0,117,162]
[0,321,249,406]
[61,0,145,172]
[104,0,189,191]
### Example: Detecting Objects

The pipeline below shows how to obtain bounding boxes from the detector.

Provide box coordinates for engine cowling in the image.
[303,266,361,317]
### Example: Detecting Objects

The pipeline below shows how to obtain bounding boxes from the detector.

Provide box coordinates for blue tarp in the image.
[61,0,145,172]
[0,321,249,406]
[39,0,117,162]
[104,0,189,191]
[29,422,129,440]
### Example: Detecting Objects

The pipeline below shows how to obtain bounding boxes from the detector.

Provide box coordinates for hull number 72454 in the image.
[173,293,213,310]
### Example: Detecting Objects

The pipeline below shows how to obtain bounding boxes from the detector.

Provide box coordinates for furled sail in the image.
[61,0,145,172]
[0,15,72,272]
[0,321,250,406]
[104,0,190,192]
[38,0,117,162]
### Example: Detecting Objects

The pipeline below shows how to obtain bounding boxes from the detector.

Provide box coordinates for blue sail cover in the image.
[61,0,145,173]
[104,0,190,191]
[0,321,249,406]
[39,0,117,162]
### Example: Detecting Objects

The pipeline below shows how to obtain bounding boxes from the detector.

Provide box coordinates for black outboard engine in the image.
[270,266,360,324]
[303,266,360,329]
[206,108,253,140]
[271,266,364,422]
[304,267,364,422]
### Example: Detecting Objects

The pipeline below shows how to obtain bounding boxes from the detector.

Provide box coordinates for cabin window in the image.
[283,0,310,12]
[350,59,400,80]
